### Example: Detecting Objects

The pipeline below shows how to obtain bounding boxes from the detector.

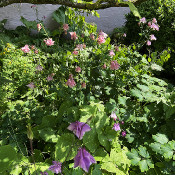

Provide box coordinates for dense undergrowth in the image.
[0,5,175,175]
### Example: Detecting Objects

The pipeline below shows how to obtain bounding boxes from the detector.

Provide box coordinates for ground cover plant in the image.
[0,5,175,175]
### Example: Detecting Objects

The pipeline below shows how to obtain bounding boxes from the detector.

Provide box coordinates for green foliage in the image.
[124,0,175,80]
[0,5,175,175]
[0,145,18,173]
[125,0,175,51]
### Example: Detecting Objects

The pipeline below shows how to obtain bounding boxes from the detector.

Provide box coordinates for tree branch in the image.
[0,0,148,9]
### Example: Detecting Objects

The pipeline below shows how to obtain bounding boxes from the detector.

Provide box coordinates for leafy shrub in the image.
[123,0,175,83]
[0,5,175,175]
[124,0,175,51]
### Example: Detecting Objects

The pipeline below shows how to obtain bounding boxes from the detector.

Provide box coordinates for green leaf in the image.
[55,133,77,162]
[163,104,175,119]
[41,115,56,128]
[29,163,53,175]
[72,168,84,175]
[121,2,141,18]
[161,144,174,159]
[20,16,37,30]
[38,128,58,143]
[169,140,175,150]
[139,146,150,158]
[10,165,22,175]
[52,6,66,24]
[97,130,110,151]
[118,96,127,106]
[139,160,148,172]
[150,143,161,153]
[0,145,18,173]
[92,164,102,175]
[139,159,154,172]
[152,133,169,144]
[94,148,107,161]
[127,149,140,166]
[83,127,99,153]
[137,84,149,92]
[125,133,135,143]
[146,159,154,169]
[130,88,143,101]
[101,162,118,173]
[110,148,131,170]
[101,161,126,174]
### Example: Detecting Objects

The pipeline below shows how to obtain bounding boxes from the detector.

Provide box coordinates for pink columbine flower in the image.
[110,111,117,121]
[47,73,54,81]
[152,18,157,24]
[48,161,62,174]
[90,33,95,40]
[140,17,146,24]
[102,64,107,69]
[97,36,106,44]
[81,82,86,89]
[115,46,119,52]
[36,65,43,71]
[150,34,157,41]
[112,123,120,131]
[76,44,86,50]
[63,24,69,31]
[72,50,78,55]
[146,40,151,46]
[148,21,152,27]
[37,23,42,31]
[47,75,53,81]
[123,33,127,37]
[150,23,159,31]
[63,24,69,34]
[21,45,30,53]
[35,49,38,54]
[110,60,120,70]
[44,38,55,46]
[99,30,108,39]
[122,131,126,137]
[26,82,35,89]
[109,50,115,57]
[66,74,76,88]
[75,66,81,73]
[31,45,35,50]
[69,32,78,40]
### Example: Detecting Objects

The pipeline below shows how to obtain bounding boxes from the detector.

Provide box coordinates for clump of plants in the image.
[123,0,175,82]
[0,5,175,175]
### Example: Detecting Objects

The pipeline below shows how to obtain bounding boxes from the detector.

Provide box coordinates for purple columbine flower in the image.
[122,131,126,137]
[112,123,120,131]
[48,161,62,174]
[110,111,117,121]
[67,121,91,140]
[40,172,48,175]
[74,147,96,172]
